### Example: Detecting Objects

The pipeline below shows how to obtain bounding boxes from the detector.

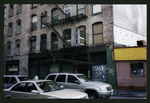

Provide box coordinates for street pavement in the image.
[109,95,146,99]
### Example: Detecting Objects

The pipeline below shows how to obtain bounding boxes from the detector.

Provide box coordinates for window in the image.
[49,64,59,73]
[31,15,37,31]
[15,39,20,55]
[11,82,26,92]
[4,6,6,18]
[51,32,58,50]
[4,77,10,84]
[16,20,21,34]
[7,41,11,55]
[8,22,13,36]
[40,34,47,51]
[76,26,86,46]
[77,4,85,15]
[47,75,57,81]
[92,22,103,44]
[16,4,22,14]
[63,29,71,47]
[9,4,14,17]
[131,63,144,76]
[31,4,38,8]
[10,77,17,84]
[68,75,78,83]
[56,75,66,82]
[30,36,36,53]
[64,4,71,18]
[26,83,37,92]
[41,12,47,28]
[52,8,59,24]
[92,4,102,14]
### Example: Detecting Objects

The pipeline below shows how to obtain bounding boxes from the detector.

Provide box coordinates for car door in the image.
[23,82,41,99]
[55,75,67,87]
[66,75,84,91]
[10,82,27,99]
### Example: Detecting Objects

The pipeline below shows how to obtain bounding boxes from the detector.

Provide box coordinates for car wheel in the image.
[87,91,99,99]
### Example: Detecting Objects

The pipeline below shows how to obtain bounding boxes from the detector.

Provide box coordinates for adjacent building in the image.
[4,4,147,89]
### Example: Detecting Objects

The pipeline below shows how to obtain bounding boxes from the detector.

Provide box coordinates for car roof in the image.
[4,75,29,77]
[48,73,84,75]
[20,79,52,83]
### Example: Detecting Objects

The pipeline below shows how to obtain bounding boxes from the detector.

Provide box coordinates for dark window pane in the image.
[68,75,78,83]
[131,63,143,76]
[11,82,26,92]
[26,83,37,92]
[47,75,56,81]
[56,75,66,82]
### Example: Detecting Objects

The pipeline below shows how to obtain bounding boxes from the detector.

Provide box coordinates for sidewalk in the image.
[113,89,147,97]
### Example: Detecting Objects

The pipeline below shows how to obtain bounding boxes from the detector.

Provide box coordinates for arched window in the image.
[8,22,13,36]
[92,22,103,44]
[40,34,47,51]
[52,8,59,24]
[41,11,48,28]
[16,20,21,34]
[63,29,71,47]
[15,39,20,55]
[51,32,58,50]
[30,36,36,53]
[31,15,37,31]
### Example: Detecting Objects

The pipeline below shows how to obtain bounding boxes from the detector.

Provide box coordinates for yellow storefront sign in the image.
[114,47,147,61]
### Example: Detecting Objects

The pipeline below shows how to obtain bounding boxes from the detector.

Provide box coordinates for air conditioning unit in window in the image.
[41,11,47,16]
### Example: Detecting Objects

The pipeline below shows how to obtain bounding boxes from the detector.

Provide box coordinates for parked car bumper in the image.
[97,90,114,98]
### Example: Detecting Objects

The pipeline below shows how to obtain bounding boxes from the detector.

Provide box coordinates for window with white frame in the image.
[92,4,102,14]
[64,4,71,18]
[77,4,85,15]
[15,39,20,55]
[31,15,37,31]
[16,20,21,34]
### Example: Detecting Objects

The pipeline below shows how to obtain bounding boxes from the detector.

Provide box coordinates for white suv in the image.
[45,73,113,99]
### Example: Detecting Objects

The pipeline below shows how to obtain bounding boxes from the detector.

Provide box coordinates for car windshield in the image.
[77,75,92,82]
[18,77,30,81]
[36,81,62,92]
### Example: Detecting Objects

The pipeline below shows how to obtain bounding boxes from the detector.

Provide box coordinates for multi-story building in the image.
[4,4,147,89]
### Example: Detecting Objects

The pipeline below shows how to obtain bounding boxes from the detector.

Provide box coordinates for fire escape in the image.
[43,4,95,65]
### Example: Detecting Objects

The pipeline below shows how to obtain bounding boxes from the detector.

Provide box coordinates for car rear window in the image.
[47,75,56,81]
[56,75,66,82]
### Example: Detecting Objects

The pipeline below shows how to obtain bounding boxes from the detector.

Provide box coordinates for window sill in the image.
[40,26,47,29]
[31,6,37,9]
[31,29,37,31]
[9,15,13,18]
[16,12,22,15]
[92,12,102,16]
[15,33,21,35]
[7,35,12,37]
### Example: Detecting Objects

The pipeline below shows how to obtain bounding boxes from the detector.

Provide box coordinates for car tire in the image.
[87,91,99,99]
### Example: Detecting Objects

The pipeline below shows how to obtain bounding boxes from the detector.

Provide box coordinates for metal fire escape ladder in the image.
[46,23,69,48]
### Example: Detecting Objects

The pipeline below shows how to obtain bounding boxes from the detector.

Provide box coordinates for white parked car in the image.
[3,75,29,89]
[45,73,114,99]
[3,80,88,99]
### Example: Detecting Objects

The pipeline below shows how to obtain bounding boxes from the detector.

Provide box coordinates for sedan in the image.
[3,80,88,99]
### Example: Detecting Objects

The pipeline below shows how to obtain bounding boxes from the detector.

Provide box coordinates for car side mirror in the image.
[74,80,81,84]
[31,90,39,94]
